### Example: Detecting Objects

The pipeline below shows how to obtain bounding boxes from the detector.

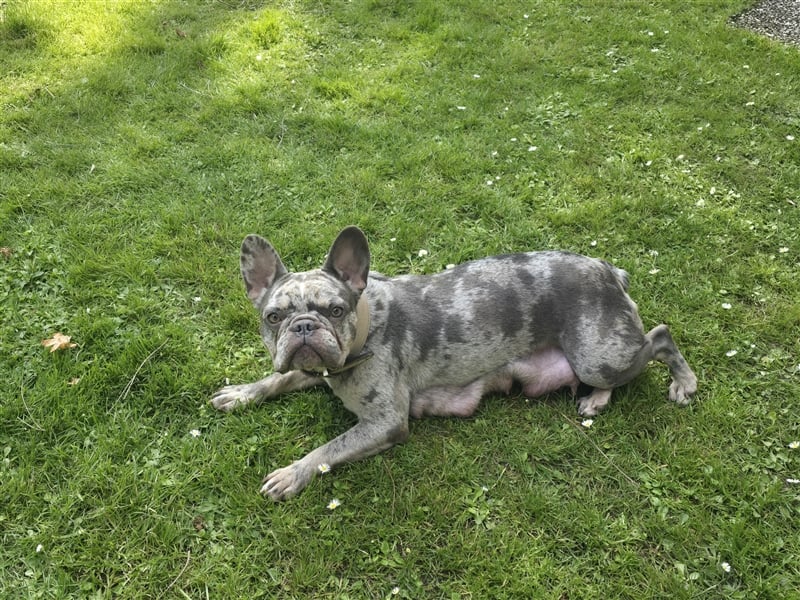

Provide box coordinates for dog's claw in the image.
[669,374,698,406]
[211,385,255,412]
[260,462,313,501]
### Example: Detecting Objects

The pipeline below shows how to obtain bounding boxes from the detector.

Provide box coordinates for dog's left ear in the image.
[323,226,370,293]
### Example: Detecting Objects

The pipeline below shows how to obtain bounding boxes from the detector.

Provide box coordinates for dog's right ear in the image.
[240,235,288,306]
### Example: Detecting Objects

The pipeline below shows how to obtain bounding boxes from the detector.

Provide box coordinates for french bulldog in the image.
[212,226,697,500]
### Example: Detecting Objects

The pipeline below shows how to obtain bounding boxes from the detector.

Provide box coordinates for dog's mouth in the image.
[289,345,327,371]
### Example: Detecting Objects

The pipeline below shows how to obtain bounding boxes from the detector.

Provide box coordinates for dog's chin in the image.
[286,345,343,373]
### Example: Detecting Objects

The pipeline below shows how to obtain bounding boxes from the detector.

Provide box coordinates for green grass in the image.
[2,0,799,597]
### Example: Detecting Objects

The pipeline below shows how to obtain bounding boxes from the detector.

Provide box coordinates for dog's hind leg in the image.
[647,324,697,405]
[577,388,613,417]
[572,324,697,414]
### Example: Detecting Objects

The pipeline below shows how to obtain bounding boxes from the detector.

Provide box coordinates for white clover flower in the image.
[721,303,732,310]
[417,249,428,257]
[36,544,44,553]
[787,135,795,141]
[327,498,342,510]
[391,587,400,596]
[190,429,201,438]
[528,146,538,151]
[581,419,594,428]
[778,247,789,253]
[788,441,799,450]
[456,105,466,111]
[486,180,494,186]
[726,350,738,357]
[721,562,731,573]
[317,463,331,474]
[649,268,661,275]
[193,296,202,303]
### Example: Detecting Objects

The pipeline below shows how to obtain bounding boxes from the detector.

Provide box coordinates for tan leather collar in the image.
[349,293,370,356]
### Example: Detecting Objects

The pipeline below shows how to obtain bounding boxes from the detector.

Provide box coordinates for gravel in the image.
[731,0,800,47]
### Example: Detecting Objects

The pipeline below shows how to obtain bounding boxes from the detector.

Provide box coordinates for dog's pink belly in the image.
[510,347,579,398]
[410,348,578,418]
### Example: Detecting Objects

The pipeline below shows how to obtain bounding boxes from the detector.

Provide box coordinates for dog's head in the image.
[239,226,370,374]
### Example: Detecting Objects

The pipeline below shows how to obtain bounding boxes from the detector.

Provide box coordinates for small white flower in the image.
[456,105,466,111]
[510,137,518,142]
[491,150,498,157]
[481,485,489,492]
[391,587,400,596]
[317,463,331,474]
[528,145,538,151]
[650,48,660,53]
[255,53,263,61]
[417,249,428,257]
[193,296,202,303]
[743,64,750,69]
[721,562,731,573]
[649,268,661,275]
[788,441,799,450]
[190,429,201,438]
[590,240,597,247]
[486,180,494,186]
[676,154,685,160]
[581,419,594,428]
[722,303,732,310]
[710,186,716,195]
[726,350,738,357]
[778,247,789,253]
[445,264,456,270]
[390,237,397,242]
[473,74,481,79]
[745,101,755,107]
[787,478,800,484]
[327,498,341,510]
[523,14,529,19]
[787,135,795,141]
[36,544,44,553]
[645,160,652,166]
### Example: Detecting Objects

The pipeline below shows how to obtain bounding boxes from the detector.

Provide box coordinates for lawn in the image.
[1,0,799,597]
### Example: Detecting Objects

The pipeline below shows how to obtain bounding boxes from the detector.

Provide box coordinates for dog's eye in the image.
[266,312,281,324]
[330,306,344,318]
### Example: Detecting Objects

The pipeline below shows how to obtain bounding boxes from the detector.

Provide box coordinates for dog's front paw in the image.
[260,462,314,501]
[211,384,257,412]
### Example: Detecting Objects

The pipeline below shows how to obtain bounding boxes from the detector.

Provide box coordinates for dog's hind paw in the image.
[669,373,697,406]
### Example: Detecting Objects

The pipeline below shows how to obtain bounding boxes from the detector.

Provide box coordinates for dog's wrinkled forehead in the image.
[265,270,355,313]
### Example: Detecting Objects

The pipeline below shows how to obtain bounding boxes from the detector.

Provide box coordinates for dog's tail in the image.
[603,261,630,291]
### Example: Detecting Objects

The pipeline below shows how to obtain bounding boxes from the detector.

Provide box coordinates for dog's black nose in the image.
[291,319,318,336]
